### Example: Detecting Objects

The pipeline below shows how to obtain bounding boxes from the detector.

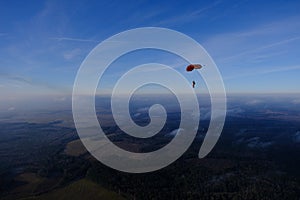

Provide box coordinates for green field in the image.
[23,179,125,200]
[64,139,87,157]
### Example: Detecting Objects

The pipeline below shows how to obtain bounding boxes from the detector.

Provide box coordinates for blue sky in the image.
[1,0,300,103]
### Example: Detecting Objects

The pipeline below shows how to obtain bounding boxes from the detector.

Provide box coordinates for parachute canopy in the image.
[186,64,203,72]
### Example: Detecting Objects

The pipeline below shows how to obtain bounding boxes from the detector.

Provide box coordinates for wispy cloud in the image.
[204,16,300,62]
[221,36,300,62]
[63,48,82,60]
[122,8,165,26]
[51,37,99,43]
[259,65,300,74]
[292,99,300,104]
[0,73,69,93]
[0,74,33,85]
[8,107,15,111]
[53,96,67,102]
[224,65,300,80]
[154,0,222,26]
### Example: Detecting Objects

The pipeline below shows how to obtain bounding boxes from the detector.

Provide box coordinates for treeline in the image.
[85,155,300,200]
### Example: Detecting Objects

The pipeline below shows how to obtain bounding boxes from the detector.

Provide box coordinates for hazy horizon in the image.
[1,0,300,101]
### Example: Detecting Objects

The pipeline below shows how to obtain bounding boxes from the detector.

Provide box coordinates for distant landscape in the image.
[0,94,299,200]
[1,0,300,199]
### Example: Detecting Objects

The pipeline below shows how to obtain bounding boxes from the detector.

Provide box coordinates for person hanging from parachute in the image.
[186,64,203,88]
[192,80,196,88]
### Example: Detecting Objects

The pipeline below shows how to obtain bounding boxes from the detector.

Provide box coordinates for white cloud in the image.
[133,113,141,117]
[167,128,184,136]
[246,99,263,105]
[63,48,81,60]
[295,131,300,143]
[53,96,67,102]
[8,107,15,111]
[246,137,273,148]
[292,99,300,104]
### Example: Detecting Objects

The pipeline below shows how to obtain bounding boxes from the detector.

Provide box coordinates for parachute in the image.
[186,64,203,72]
[186,64,203,88]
